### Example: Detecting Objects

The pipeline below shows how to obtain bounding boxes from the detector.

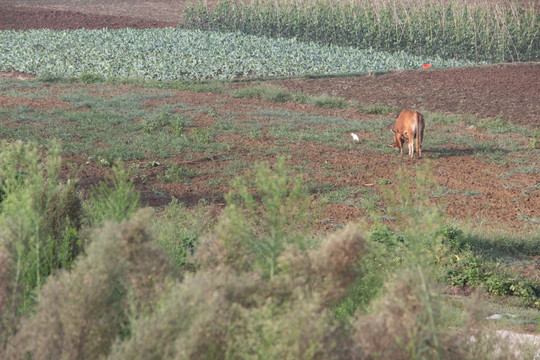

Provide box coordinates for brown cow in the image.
[391,110,425,158]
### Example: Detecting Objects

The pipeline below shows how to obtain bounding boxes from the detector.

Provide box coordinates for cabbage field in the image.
[0,28,480,80]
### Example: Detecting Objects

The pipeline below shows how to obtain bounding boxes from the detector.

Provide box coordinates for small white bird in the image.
[351,132,359,141]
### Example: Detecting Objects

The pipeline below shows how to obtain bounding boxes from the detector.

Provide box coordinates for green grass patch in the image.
[0,80,229,160]
[361,103,399,115]
[310,94,349,109]
[161,164,198,184]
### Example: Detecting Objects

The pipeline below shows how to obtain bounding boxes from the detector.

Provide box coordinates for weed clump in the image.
[84,161,141,226]
[352,267,506,360]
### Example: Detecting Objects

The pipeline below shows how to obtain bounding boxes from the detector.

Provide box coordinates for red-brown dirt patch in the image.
[269,63,540,129]
[0,5,176,30]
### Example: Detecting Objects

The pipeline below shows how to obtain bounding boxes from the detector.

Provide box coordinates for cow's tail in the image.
[416,112,423,158]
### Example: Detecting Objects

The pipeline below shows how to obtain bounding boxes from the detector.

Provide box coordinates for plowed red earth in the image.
[1,3,539,233]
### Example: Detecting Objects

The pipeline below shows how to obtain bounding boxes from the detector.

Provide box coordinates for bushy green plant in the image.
[369,224,405,249]
[153,198,220,275]
[436,224,466,250]
[440,249,487,287]
[84,161,141,226]
[141,110,185,135]
[437,228,540,307]
[161,164,198,183]
[352,266,504,359]
[219,156,315,279]
[108,223,366,360]
[0,141,82,321]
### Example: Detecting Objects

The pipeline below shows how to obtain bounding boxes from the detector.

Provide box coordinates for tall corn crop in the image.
[182,0,540,62]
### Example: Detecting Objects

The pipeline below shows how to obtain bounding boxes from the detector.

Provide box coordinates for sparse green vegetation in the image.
[361,103,400,115]
[161,163,198,183]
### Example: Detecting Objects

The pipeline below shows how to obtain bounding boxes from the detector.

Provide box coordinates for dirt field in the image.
[1,2,539,232]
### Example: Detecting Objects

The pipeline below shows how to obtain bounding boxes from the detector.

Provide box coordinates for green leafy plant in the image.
[219,156,315,279]
[0,141,82,333]
[84,161,141,226]
[161,164,198,184]
[141,110,185,135]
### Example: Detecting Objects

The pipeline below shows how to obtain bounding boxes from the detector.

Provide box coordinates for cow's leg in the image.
[416,133,421,158]
[395,133,403,156]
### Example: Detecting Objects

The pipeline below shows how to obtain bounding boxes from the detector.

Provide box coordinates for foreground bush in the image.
[107,224,366,360]
[0,151,532,359]
[0,141,82,347]
[6,209,170,360]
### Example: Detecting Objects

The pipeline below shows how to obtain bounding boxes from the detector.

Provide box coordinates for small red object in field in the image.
[422,63,432,69]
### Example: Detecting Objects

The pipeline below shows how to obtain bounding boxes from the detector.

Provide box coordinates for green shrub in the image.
[0,141,82,320]
[109,223,366,360]
[436,224,466,250]
[352,266,503,359]
[438,234,540,307]
[141,110,185,135]
[440,249,487,287]
[153,198,220,275]
[84,161,141,226]
[369,224,404,249]
[218,156,315,279]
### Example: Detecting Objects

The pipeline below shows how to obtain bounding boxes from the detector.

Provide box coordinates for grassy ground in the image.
[1,78,539,323]
[1,77,538,229]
